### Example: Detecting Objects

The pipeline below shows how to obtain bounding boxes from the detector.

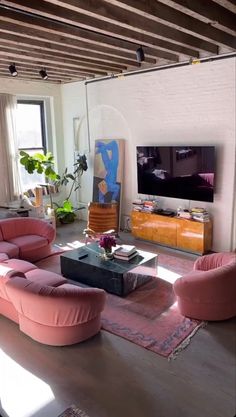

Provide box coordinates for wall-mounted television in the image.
[136,146,216,203]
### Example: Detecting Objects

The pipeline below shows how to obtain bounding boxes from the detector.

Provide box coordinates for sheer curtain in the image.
[0,93,22,205]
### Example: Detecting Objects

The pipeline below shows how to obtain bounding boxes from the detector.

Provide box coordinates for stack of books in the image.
[132,200,144,211]
[142,201,154,213]
[191,207,210,222]
[114,245,138,261]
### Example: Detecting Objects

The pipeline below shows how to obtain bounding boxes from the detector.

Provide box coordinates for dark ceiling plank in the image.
[0,50,109,75]
[0,68,72,79]
[0,73,64,83]
[0,7,181,62]
[0,45,123,73]
[0,42,129,71]
[164,0,236,35]
[0,32,143,67]
[0,57,99,77]
[212,0,236,13]
[0,23,145,63]
[0,65,85,80]
[0,3,197,59]
[33,0,219,53]
[97,0,236,47]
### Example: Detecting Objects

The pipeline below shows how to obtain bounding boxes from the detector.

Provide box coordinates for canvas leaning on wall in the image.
[92,139,124,205]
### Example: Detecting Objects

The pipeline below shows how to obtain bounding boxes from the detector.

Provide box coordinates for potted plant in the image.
[19,151,88,223]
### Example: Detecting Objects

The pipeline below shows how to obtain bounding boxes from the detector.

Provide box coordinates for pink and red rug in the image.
[36,251,203,358]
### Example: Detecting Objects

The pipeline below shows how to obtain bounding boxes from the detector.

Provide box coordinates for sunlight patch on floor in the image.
[157,266,181,284]
[0,349,55,417]
[55,240,85,250]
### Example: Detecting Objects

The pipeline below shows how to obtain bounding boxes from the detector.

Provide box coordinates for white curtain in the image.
[0,94,21,205]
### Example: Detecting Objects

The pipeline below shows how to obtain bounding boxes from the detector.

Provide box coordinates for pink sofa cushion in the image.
[0,217,55,242]
[0,264,26,300]
[8,235,48,259]
[0,241,19,258]
[0,253,9,262]
[6,277,106,327]
[25,269,67,287]
[2,259,37,273]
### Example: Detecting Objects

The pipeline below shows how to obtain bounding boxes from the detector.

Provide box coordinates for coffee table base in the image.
[60,244,158,296]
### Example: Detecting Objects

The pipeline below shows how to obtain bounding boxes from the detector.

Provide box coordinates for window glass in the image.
[16,100,46,190]
[16,103,44,148]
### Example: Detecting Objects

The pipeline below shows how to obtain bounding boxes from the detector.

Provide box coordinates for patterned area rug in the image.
[36,251,204,359]
[58,405,89,417]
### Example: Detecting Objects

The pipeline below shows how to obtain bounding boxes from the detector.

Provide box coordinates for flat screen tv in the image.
[136,146,216,202]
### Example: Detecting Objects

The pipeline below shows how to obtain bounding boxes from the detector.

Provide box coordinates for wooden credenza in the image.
[131,210,212,255]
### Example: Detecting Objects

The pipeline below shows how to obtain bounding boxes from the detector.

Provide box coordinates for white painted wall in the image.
[62,58,236,252]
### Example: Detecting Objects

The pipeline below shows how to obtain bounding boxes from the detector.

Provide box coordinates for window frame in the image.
[17,99,47,153]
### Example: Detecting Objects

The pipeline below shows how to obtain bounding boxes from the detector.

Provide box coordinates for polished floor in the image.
[0,221,235,417]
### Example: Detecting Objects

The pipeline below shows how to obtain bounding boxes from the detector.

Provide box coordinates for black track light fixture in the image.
[9,63,18,77]
[136,46,145,63]
[39,68,48,80]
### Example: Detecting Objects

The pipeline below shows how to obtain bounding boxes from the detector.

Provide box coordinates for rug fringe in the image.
[168,321,207,361]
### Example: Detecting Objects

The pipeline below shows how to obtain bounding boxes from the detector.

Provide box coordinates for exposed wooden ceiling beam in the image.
[0,43,129,71]
[0,32,145,67]
[0,58,96,78]
[0,51,108,75]
[161,0,236,35]
[0,73,66,83]
[0,23,147,63]
[97,0,236,48]
[212,0,236,13]
[33,0,219,52]
[0,2,200,59]
[0,64,84,79]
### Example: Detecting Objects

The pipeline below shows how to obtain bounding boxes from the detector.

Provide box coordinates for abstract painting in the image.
[92,139,124,205]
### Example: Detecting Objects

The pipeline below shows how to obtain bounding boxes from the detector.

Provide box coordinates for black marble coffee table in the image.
[60,243,158,296]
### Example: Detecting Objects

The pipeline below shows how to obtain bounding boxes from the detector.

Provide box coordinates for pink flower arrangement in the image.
[99,235,116,252]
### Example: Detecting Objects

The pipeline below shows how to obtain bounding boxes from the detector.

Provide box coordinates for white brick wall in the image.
[62,58,236,252]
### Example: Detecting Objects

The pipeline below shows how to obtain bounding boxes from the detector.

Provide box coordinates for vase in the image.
[101,248,113,260]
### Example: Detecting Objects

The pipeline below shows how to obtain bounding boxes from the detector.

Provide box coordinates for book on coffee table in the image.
[114,245,137,257]
[114,251,138,261]
[114,245,138,260]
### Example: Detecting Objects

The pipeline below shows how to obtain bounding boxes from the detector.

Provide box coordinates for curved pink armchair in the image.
[173,252,236,321]
[0,217,55,262]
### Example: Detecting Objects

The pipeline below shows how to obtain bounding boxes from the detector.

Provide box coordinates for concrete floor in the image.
[0,220,235,417]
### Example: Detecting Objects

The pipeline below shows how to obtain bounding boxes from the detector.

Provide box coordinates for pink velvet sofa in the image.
[0,217,55,262]
[0,259,106,345]
[173,252,236,321]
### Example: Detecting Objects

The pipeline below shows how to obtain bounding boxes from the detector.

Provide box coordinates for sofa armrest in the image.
[194,252,236,271]
[0,218,55,243]
[6,278,106,326]
[174,264,236,303]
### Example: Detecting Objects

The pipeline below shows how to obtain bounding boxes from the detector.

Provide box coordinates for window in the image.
[16,100,47,190]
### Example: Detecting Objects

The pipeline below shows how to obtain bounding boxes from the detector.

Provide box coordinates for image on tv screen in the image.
[136,146,215,202]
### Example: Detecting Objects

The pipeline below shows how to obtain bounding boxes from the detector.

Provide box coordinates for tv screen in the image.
[136,146,215,202]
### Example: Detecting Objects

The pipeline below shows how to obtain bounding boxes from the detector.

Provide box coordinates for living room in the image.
[0,2,236,417]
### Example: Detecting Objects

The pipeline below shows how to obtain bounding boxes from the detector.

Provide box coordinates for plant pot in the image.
[59,212,76,224]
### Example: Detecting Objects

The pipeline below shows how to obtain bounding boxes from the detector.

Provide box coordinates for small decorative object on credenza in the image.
[99,234,116,260]
[114,245,138,261]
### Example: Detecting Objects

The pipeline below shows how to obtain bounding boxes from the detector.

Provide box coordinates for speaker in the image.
[136,47,145,62]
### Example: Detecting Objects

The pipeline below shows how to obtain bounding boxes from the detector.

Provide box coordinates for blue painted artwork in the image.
[93,139,124,204]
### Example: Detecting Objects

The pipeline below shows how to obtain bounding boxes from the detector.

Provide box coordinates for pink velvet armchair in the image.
[173,252,236,321]
[0,217,55,262]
